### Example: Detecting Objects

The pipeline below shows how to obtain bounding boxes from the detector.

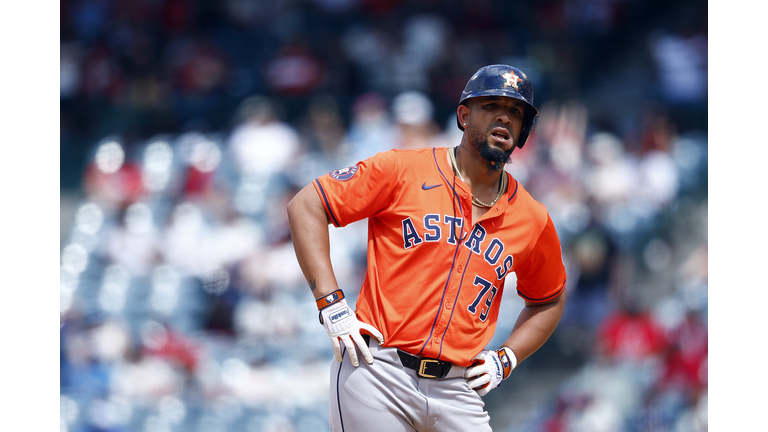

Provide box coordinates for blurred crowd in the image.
[60,1,707,431]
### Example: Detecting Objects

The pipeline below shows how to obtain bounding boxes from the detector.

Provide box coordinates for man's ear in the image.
[457,105,470,127]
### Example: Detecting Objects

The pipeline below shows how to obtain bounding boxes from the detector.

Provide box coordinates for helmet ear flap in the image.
[516,113,537,149]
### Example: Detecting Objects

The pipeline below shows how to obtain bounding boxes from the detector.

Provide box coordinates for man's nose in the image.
[496,112,511,124]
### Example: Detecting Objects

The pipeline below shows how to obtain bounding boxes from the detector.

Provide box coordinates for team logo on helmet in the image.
[502,71,522,90]
[329,165,359,181]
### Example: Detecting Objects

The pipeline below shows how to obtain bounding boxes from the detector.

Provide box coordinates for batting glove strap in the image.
[497,346,517,380]
[315,289,345,311]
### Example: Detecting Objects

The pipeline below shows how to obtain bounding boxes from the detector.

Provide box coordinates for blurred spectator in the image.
[292,96,352,187]
[176,133,225,199]
[140,320,201,375]
[175,41,228,96]
[228,96,301,178]
[522,101,590,242]
[344,92,397,163]
[634,107,680,212]
[83,139,144,212]
[111,344,185,401]
[583,131,637,207]
[649,31,708,105]
[564,394,623,432]
[389,14,450,92]
[391,90,449,149]
[561,217,618,333]
[79,44,124,101]
[595,287,667,365]
[537,101,589,178]
[160,201,215,277]
[106,202,160,278]
[265,39,326,96]
[227,96,301,219]
[657,309,708,395]
[61,42,82,100]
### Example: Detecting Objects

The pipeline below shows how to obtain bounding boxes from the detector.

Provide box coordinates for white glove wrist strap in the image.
[498,346,518,380]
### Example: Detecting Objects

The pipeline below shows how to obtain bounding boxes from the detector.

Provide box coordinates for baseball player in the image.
[287,64,566,432]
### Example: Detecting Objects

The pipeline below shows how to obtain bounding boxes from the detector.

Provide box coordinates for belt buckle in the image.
[418,359,440,379]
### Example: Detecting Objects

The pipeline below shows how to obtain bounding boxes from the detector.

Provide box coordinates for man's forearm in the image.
[287,184,340,298]
[501,290,566,364]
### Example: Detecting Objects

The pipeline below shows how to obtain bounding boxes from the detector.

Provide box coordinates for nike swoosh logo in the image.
[422,182,442,190]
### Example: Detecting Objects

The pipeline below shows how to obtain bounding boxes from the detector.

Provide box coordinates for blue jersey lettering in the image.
[423,214,441,242]
[402,217,424,249]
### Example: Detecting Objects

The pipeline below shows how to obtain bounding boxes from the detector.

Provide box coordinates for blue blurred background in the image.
[59,0,707,431]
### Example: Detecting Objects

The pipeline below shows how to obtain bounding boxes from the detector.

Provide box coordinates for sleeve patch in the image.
[329,165,359,181]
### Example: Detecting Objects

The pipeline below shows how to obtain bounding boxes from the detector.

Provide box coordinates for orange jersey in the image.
[313,147,566,367]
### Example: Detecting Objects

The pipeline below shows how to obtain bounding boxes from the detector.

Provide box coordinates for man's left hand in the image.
[464,347,516,396]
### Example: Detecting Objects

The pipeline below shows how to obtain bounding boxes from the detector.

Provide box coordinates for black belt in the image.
[363,334,453,379]
[396,350,453,379]
[361,334,453,379]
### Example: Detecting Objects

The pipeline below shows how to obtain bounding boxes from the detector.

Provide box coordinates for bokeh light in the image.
[150,264,181,315]
[125,202,154,234]
[221,358,250,388]
[190,138,222,173]
[94,141,125,174]
[142,140,174,193]
[74,202,104,235]
[202,266,230,295]
[60,268,79,317]
[144,415,173,432]
[60,284,74,316]
[98,264,130,314]
[87,396,132,430]
[140,320,169,350]
[60,395,79,427]
[233,176,267,216]
[157,396,186,425]
[61,244,88,275]
[171,202,203,232]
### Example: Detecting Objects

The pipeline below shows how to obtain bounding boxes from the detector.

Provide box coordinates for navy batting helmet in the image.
[457,64,539,148]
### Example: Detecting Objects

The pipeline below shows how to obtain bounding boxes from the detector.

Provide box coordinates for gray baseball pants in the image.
[328,338,493,432]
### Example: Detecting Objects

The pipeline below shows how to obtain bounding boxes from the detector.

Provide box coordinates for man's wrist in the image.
[497,346,518,380]
[315,289,345,310]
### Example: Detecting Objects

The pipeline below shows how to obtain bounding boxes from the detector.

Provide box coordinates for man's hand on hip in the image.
[464,347,517,396]
[318,291,384,367]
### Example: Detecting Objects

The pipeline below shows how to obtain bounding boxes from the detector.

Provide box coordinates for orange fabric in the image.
[313,147,566,366]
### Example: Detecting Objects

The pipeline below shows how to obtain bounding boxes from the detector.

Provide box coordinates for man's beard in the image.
[472,136,514,172]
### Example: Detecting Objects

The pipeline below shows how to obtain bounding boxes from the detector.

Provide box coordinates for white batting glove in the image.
[317,290,384,367]
[464,347,517,396]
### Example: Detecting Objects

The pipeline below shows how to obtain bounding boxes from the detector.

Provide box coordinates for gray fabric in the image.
[328,338,492,432]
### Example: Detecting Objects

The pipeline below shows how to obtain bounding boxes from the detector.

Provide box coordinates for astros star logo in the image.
[502,71,522,90]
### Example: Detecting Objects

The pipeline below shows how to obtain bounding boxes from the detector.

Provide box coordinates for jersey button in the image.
[446,302,452,309]
[457,265,463,273]
[463,194,469,200]
[434,337,440,344]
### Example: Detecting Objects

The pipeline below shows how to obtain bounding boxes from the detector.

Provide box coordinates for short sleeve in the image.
[313,150,400,227]
[514,214,567,303]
